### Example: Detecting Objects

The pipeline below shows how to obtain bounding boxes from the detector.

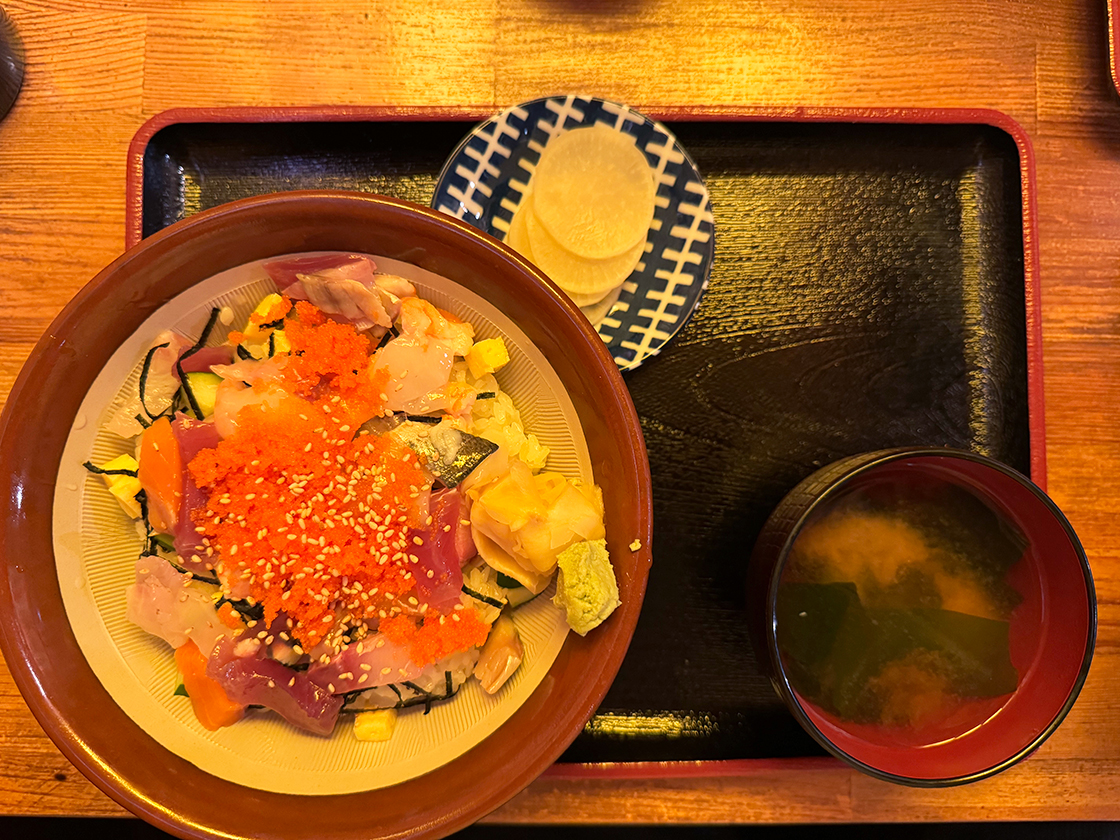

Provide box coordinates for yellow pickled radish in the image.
[506,198,535,259]
[567,286,613,307]
[532,124,656,260]
[580,284,623,326]
[525,194,644,297]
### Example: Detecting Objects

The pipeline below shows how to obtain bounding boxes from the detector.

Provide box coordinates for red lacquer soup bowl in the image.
[746,447,1094,786]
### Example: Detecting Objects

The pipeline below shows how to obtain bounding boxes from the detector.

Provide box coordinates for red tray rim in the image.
[1109,0,1120,99]
[124,104,1046,781]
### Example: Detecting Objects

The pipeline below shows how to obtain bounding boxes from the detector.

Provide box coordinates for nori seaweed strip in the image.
[137,530,221,583]
[462,584,506,609]
[445,671,452,696]
[405,414,441,425]
[167,560,220,586]
[476,391,496,399]
[149,533,176,552]
[134,414,151,429]
[374,326,399,351]
[236,344,253,360]
[174,307,222,420]
[190,307,223,353]
[339,688,368,704]
[178,373,204,420]
[175,307,221,374]
[340,683,390,711]
[268,330,276,358]
[138,341,171,420]
[216,596,265,622]
[81,461,138,477]
[136,489,154,546]
[340,679,462,713]
[401,680,436,714]
[259,318,285,330]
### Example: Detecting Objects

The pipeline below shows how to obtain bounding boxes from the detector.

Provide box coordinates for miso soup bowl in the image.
[746,447,1096,787]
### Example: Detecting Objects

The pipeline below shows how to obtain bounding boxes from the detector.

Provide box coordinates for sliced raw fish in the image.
[411,488,475,614]
[213,654,343,736]
[307,633,419,693]
[125,557,229,657]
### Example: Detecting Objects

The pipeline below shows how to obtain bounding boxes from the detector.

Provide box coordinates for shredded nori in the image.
[138,340,171,420]
[136,488,152,541]
[374,326,399,351]
[81,461,137,477]
[174,307,222,420]
[178,372,204,421]
[341,676,461,714]
[149,533,176,552]
[475,391,496,399]
[216,596,265,622]
[462,584,506,609]
[136,532,221,584]
[168,560,220,586]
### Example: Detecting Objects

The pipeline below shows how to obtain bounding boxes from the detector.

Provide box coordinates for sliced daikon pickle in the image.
[532,124,656,259]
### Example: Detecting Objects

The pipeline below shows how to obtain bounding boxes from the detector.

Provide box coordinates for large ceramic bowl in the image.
[0,192,652,839]
[746,447,1094,786]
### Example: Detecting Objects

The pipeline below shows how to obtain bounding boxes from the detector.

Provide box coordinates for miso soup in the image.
[776,470,1031,742]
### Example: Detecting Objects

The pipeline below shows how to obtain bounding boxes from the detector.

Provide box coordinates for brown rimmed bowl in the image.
[746,447,1095,787]
[0,191,652,839]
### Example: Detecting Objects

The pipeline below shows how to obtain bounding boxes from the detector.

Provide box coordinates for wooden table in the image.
[2,0,1119,826]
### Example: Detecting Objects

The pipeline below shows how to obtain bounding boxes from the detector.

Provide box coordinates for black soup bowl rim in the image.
[755,445,1097,787]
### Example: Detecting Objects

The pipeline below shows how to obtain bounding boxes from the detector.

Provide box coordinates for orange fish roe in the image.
[227,295,291,346]
[379,609,490,667]
[283,302,376,403]
[188,300,445,652]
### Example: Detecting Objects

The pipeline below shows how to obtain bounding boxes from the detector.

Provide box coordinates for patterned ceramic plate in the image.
[432,95,714,371]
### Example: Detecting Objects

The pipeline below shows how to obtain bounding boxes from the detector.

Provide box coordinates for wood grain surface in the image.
[2,0,1120,825]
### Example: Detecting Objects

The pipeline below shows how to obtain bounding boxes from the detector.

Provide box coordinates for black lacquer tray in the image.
[128,106,1040,766]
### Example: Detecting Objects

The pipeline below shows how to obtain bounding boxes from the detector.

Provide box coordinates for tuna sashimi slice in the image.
[411,489,475,614]
[207,637,343,736]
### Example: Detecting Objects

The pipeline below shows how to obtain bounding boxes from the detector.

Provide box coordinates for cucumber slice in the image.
[464,558,539,610]
[180,371,222,419]
[505,584,539,608]
[494,570,537,607]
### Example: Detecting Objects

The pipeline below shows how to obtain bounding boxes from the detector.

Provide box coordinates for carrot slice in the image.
[137,415,183,533]
[174,640,246,731]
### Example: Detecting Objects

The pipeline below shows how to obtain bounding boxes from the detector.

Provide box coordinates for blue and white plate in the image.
[432,95,714,371]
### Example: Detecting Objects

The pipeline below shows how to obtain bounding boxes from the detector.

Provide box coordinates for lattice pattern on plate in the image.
[433,95,714,371]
